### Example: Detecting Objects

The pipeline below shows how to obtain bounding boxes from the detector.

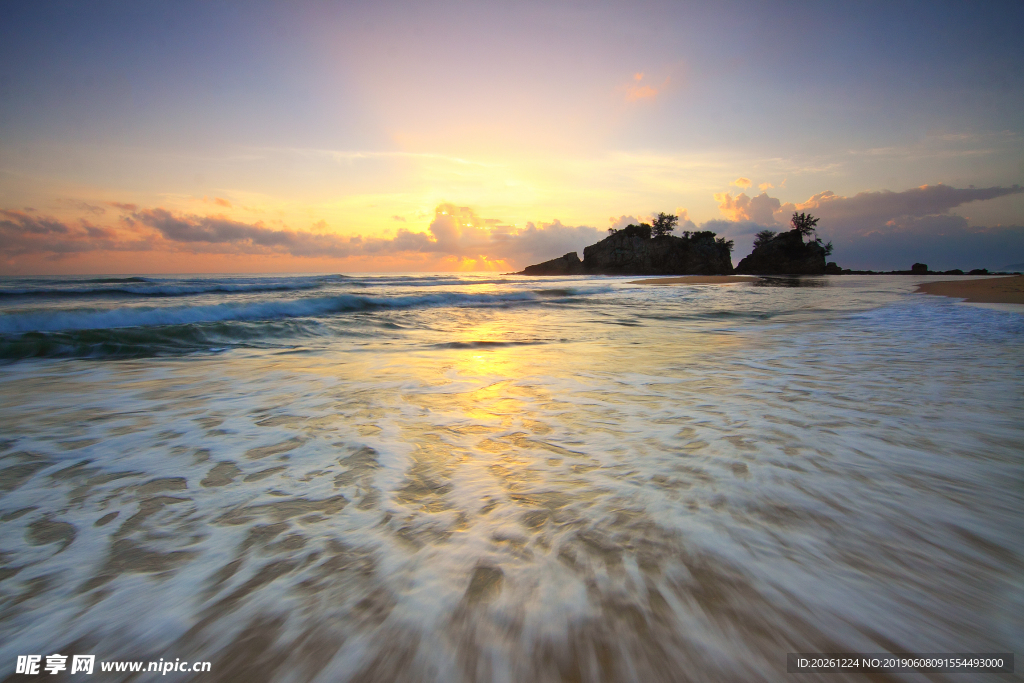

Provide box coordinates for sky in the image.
[1,0,1022,274]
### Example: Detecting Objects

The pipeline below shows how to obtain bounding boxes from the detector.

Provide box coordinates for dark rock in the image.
[942,269,964,275]
[734,229,828,275]
[968,268,989,275]
[824,262,843,274]
[518,252,584,276]
[581,226,733,275]
[911,263,928,274]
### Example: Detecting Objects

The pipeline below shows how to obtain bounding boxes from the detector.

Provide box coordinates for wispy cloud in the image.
[792,184,1024,228]
[55,199,107,215]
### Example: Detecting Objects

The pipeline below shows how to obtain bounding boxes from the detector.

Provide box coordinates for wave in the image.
[0,289,584,336]
[0,277,331,299]
[0,319,332,361]
[83,276,152,284]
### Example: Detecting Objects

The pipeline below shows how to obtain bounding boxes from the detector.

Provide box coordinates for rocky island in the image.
[735,214,841,275]
[519,211,838,276]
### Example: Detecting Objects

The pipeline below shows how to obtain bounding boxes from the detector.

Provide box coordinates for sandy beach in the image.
[629,275,762,285]
[915,275,1024,304]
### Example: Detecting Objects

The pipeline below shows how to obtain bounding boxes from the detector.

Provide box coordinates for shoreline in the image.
[629,275,762,285]
[914,275,1024,305]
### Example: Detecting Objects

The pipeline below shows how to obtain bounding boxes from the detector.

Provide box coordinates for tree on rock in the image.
[790,212,820,238]
[753,230,777,249]
[735,212,836,275]
[651,212,679,238]
[789,212,833,256]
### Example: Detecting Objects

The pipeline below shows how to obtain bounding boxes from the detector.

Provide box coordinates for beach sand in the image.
[915,275,1024,304]
[629,275,762,285]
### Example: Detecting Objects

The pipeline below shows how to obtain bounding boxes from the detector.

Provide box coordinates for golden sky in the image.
[1,0,1022,273]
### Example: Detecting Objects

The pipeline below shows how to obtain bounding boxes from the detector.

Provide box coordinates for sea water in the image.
[0,273,1021,682]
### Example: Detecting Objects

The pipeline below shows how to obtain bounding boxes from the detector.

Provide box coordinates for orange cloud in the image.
[759,182,774,191]
[714,191,783,224]
[624,72,668,102]
[730,177,752,188]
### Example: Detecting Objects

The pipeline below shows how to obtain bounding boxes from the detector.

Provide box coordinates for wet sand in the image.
[629,275,762,285]
[915,275,1024,304]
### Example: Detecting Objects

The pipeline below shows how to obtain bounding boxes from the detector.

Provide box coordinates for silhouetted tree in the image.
[790,212,820,238]
[620,223,652,239]
[753,230,777,249]
[651,212,679,238]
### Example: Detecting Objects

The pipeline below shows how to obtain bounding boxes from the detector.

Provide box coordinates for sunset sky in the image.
[1,0,1022,274]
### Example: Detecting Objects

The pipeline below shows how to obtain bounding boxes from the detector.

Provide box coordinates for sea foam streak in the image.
[1,273,1020,683]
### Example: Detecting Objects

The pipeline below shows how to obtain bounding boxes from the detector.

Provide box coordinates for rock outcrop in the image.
[579,225,734,275]
[519,252,585,276]
[734,229,828,275]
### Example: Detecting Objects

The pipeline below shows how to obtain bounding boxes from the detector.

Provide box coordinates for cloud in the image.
[424,203,604,263]
[730,177,752,189]
[623,72,666,102]
[698,218,780,261]
[213,197,232,208]
[675,209,697,233]
[129,208,365,258]
[490,219,606,263]
[1,202,605,269]
[608,215,640,231]
[392,215,406,222]
[55,200,107,215]
[714,191,783,224]
[758,182,773,191]
[10,185,1019,271]
[793,184,1024,230]
[706,183,1024,269]
[0,210,147,256]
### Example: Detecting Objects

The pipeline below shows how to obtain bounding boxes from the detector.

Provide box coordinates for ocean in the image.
[0,273,1021,682]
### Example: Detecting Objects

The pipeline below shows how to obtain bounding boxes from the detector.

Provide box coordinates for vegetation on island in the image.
[755,213,832,256]
[522,210,846,276]
[608,212,735,252]
[735,212,835,275]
